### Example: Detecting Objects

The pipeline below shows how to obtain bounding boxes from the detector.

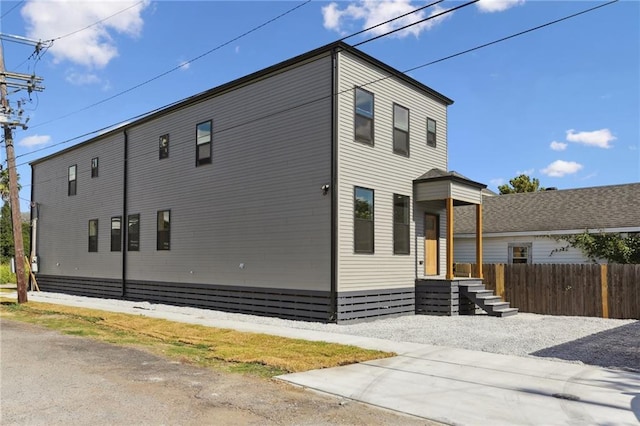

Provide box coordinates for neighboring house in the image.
[30,41,488,322]
[454,183,640,264]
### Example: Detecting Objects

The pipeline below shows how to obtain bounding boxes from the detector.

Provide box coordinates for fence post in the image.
[496,264,505,300]
[600,264,609,318]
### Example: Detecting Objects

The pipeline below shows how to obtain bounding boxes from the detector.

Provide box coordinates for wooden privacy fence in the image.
[471,263,640,320]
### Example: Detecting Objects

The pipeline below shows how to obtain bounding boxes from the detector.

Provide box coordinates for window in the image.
[159,134,169,159]
[91,157,98,178]
[354,187,374,253]
[393,104,409,156]
[427,118,437,148]
[111,217,121,252]
[509,243,532,264]
[354,88,374,144]
[196,121,212,166]
[127,214,140,251]
[157,210,170,251]
[88,219,98,252]
[393,194,410,255]
[68,165,77,196]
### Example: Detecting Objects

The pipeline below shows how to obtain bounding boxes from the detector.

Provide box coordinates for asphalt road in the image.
[0,319,437,425]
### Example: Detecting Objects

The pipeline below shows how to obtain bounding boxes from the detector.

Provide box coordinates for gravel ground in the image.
[16,291,640,372]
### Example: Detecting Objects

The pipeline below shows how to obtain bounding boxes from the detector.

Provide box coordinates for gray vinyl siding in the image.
[415,181,449,202]
[125,54,333,291]
[31,133,124,278]
[336,50,448,292]
[454,235,589,264]
[451,183,482,205]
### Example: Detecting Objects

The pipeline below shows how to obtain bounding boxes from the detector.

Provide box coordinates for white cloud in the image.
[322,0,452,39]
[22,0,150,69]
[19,134,51,148]
[565,128,616,149]
[516,168,534,176]
[65,71,101,85]
[476,0,525,13]
[490,178,505,187]
[178,60,190,71]
[540,160,583,177]
[629,145,638,151]
[550,141,568,151]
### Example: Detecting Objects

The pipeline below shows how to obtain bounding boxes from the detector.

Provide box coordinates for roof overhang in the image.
[413,169,486,205]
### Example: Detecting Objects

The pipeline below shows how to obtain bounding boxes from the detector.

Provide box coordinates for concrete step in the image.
[491,307,519,318]
[484,301,510,312]
[476,296,502,305]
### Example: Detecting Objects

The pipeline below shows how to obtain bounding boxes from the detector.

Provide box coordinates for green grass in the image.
[0,262,16,284]
[0,299,394,377]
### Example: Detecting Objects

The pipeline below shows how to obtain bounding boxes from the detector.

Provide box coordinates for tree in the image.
[498,174,543,194]
[0,201,30,261]
[0,168,20,201]
[558,231,640,264]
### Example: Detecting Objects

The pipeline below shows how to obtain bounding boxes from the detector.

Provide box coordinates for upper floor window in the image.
[68,165,77,196]
[509,243,532,264]
[393,194,410,255]
[157,210,170,251]
[196,121,212,166]
[159,134,169,159]
[393,104,409,156]
[427,118,437,148]
[91,158,98,178]
[354,187,374,254]
[127,214,140,252]
[111,217,121,252]
[354,88,374,145]
[88,219,98,252]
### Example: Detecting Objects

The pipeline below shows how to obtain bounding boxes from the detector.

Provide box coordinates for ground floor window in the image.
[128,214,140,251]
[354,187,374,253]
[111,217,121,252]
[393,194,410,254]
[88,219,98,252]
[508,243,532,264]
[157,210,170,250]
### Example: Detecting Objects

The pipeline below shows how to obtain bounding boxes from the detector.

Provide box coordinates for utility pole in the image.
[0,38,45,303]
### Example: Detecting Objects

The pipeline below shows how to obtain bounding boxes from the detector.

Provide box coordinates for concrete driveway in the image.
[278,344,640,425]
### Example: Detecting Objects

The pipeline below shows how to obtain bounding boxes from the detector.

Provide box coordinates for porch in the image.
[413,169,517,317]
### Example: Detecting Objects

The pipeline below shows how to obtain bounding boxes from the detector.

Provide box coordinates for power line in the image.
[341,0,445,42]
[16,0,617,169]
[15,0,449,159]
[404,0,619,73]
[354,0,479,47]
[47,1,145,42]
[0,0,25,20]
[28,0,312,130]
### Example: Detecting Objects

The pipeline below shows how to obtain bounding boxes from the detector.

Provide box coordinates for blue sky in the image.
[1,0,638,210]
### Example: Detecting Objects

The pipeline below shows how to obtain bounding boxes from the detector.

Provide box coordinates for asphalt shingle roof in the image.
[454,183,640,234]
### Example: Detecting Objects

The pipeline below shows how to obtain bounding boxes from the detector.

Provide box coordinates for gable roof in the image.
[31,41,452,166]
[454,183,640,234]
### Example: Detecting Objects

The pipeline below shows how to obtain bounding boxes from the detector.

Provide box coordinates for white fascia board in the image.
[455,226,640,239]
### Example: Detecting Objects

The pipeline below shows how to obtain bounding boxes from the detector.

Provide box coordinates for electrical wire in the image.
[28,0,312,130]
[46,1,145,42]
[25,0,442,131]
[0,0,25,20]
[16,0,618,172]
[16,0,451,159]
[354,0,479,47]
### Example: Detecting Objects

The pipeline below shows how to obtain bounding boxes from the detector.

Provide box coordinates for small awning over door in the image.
[413,169,486,280]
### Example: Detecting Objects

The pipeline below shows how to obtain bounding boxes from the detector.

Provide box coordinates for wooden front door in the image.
[424,214,438,275]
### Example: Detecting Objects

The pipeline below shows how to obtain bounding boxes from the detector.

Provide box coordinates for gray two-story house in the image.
[31,41,490,322]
